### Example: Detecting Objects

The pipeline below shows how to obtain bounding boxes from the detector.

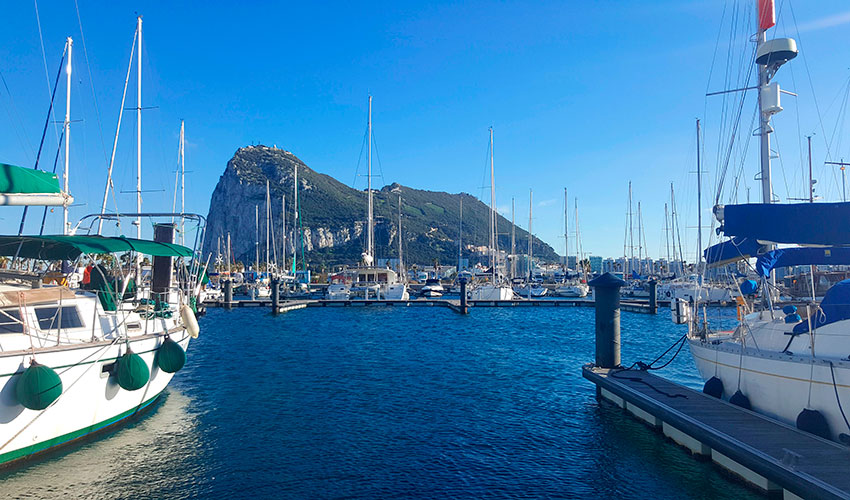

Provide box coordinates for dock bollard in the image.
[223,279,233,310]
[649,279,658,315]
[588,272,626,370]
[459,277,469,314]
[271,278,280,315]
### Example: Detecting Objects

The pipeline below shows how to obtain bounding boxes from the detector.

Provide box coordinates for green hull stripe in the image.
[0,393,161,467]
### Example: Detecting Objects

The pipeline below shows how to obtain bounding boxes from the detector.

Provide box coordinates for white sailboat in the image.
[683,0,850,444]
[555,189,588,298]
[471,127,514,301]
[0,20,201,468]
[513,189,546,298]
[328,96,407,301]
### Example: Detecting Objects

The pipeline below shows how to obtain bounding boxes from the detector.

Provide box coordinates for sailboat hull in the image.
[0,333,190,467]
[689,338,850,441]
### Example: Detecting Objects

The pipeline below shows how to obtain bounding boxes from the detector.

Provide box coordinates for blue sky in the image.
[1,1,849,261]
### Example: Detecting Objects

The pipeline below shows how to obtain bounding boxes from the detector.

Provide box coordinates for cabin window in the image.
[34,306,84,330]
[0,309,23,334]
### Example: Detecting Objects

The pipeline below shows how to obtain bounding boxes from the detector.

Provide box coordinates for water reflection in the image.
[0,389,208,499]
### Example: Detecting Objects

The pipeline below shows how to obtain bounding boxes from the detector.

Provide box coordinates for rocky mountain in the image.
[203,145,559,271]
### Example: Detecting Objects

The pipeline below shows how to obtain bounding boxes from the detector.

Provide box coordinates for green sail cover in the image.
[0,235,193,260]
[0,163,61,194]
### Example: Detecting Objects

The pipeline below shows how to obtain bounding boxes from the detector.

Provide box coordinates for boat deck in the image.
[583,365,850,499]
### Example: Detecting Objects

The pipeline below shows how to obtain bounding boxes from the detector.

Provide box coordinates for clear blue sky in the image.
[1,1,849,261]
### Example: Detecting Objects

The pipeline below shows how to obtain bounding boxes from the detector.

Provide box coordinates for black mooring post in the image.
[271,278,280,315]
[649,279,658,314]
[223,279,233,310]
[589,272,626,370]
[459,277,469,314]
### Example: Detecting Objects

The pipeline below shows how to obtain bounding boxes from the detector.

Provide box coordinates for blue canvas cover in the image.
[792,279,850,334]
[722,202,850,245]
[755,247,850,278]
[704,237,762,268]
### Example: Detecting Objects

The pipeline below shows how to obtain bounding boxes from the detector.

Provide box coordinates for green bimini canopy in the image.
[0,235,193,261]
[0,163,70,206]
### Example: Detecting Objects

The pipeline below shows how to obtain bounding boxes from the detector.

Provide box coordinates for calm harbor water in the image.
[0,305,756,499]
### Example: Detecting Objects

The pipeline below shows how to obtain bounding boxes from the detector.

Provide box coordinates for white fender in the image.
[181,304,200,338]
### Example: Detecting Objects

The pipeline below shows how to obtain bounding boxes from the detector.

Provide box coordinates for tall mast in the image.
[266,180,271,272]
[526,189,534,282]
[510,197,515,280]
[180,119,185,245]
[367,95,374,264]
[629,181,635,276]
[459,197,464,272]
[292,163,298,274]
[808,135,816,301]
[255,205,259,272]
[671,183,684,276]
[575,198,585,281]
[637,201,643,275]
[757,24,773,205]
[135,16,142,240]
[664,202,671,273]
[227,232,231,274]
[98,25,137,235]
[489,127,496,281]
[62,37,72,235]
[564,187,568,271]
[696,118,703,270]
[282,195,286,274]
[399,194,404,280]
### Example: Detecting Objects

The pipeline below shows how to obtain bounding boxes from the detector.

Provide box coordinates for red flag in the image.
[759,0,776,30]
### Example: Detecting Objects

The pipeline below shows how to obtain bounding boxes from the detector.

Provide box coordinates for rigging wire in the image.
[73,0,108,166]
[32,0,60,146]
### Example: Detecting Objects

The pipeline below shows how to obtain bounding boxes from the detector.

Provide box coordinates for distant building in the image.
[588,256,602,274]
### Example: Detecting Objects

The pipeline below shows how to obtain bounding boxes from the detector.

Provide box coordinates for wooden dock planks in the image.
[583,365,850,500]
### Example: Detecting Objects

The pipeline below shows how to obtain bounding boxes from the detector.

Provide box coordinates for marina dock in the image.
[583,366,850,499]
[204,297,659,314]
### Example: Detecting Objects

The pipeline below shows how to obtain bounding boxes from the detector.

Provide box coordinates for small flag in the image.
[759,0,776,30]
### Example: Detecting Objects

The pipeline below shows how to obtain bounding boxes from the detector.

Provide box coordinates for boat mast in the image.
[696,118,703,272]
[459,197,464,273]
[624,181,635,279]
[526,189,534,284]
[664,202,671,274]
[637,201,643,275]
[510,197,515,280]
[282,194,286,274]
[180,119,185,245]
[255,205,259,272]
[135,16,142,240]
[62,37,72,235]
[575,198,585,281]
[98,24,137,235]
[292,163,297,274]
[266,180,271,273]
[808,136,816,301]
[367,95,374,265]
[227,232,232,275]
[564,187,568,273]
[489,127,496,282]
[399,193,404,280]
[757,23,773,205]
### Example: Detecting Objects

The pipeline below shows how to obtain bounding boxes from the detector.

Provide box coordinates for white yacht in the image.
[554,282,589,298]
[470,282,515,301]
[421,278,445,298]
[681,3,850,444]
